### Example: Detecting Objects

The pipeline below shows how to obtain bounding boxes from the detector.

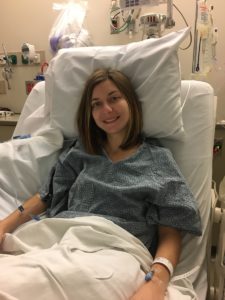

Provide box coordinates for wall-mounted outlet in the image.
[0,51,45,67]
[111,16,119,34]
[8,54,17,65]
[214,138,223,155]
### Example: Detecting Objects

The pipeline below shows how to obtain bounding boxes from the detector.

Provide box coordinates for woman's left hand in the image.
[129,278,167,300]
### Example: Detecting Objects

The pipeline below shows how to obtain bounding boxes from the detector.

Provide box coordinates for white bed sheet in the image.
[0,216,198,300]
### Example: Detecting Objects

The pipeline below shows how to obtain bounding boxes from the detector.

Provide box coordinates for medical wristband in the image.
[145,257,174,282]
[151,257,174,277]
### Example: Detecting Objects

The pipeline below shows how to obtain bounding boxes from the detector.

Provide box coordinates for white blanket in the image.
[0,217,198,300]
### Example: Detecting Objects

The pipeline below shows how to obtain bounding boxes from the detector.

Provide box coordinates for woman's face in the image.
[91,79,130,139]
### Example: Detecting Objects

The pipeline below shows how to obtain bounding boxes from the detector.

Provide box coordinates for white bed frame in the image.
[208,180,225,300]
[0,79,217,299]
[161,80,216,300]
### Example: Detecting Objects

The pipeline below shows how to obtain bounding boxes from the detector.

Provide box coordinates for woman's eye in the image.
[110,95,121,102]
[91,101,101,109]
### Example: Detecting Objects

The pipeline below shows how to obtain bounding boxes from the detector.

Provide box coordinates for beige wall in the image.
[0,0,224,117]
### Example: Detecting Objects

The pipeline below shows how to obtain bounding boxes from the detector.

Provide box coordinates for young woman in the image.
[0,69,201,300]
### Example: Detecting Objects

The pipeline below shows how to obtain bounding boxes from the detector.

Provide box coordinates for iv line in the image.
[14,191,40,221]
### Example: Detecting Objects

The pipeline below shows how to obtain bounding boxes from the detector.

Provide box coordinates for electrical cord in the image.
[173,3,192,50]
[196,36,201,72]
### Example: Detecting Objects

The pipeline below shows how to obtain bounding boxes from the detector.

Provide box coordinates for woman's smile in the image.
[103,116,120,124]
[91,79,130,140]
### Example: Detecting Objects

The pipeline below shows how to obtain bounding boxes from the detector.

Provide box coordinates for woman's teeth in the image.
[104,117,118,124]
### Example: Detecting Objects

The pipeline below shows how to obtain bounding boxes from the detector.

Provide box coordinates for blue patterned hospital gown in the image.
[39,137,201,253]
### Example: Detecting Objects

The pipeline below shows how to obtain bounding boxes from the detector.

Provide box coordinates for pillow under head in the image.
[45,27,190,140]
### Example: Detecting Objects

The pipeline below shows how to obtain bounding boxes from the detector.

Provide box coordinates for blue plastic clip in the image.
[13,134,31,139]
[145,270,154,282]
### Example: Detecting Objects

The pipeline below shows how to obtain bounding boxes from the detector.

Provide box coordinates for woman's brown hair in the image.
[77,68,143,154]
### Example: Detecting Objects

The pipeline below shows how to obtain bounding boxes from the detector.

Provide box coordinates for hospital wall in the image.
[0,0,224,121]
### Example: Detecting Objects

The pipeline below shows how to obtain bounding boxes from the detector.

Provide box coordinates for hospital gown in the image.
[39,137,201,253]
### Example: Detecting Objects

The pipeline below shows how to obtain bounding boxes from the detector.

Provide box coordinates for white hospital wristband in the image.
[152,257,174,277]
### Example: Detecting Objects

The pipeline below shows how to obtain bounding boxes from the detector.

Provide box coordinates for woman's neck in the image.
[104,138,140,162]
[104,134,124,153]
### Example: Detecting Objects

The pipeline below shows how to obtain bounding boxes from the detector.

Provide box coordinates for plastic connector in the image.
[213,138,223,155]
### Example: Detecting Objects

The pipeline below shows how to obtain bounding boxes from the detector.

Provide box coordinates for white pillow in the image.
[0,128,63,218]
[45,27,190,140]
[13,81,49,137]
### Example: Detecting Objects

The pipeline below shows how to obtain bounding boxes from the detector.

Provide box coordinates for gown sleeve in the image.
[39,139,80,216]
[145,144,202,236]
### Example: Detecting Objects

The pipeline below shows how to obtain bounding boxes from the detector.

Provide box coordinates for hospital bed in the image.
[0,28,218,299]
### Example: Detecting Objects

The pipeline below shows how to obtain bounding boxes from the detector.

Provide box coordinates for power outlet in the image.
[111,16,119,34]
[0,50,45,66]
[0,80,6,94]
[214,138,223,155]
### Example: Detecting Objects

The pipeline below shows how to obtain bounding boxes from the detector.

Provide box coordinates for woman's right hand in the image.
[0,193,47,249]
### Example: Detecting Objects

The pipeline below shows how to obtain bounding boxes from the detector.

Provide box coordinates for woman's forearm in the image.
[1,193,47,234]
[130,226,181,300]
[151,226,181,284]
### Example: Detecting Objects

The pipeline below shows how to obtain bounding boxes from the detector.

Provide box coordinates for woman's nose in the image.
[102,103,113,113]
